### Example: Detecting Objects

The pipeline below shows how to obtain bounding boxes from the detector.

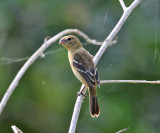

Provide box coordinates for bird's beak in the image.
[59,38,66,45]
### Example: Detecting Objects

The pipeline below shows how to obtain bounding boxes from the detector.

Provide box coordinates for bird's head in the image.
[59,35,82,50]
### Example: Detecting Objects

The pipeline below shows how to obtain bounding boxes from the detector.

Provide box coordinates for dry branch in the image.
[0,29,103,115]
[11,125,23,133]
[68,0,142,133]
[100,80,160,84]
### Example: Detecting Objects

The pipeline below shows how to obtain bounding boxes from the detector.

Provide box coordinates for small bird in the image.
[59,35,100,117]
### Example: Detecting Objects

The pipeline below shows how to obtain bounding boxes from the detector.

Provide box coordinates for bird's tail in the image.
[89,88,100,117]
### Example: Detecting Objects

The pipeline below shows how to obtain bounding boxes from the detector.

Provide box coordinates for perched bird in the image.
[59,35,100,117]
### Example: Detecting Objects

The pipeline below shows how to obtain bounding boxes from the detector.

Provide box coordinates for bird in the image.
[59,35,100,117]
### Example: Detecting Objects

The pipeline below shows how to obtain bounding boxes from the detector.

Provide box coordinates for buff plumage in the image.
[59,35,100,117]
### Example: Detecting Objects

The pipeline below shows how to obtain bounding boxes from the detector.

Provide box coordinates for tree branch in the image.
[116,127,129,133]
[68,0,141,133]
[119,0,127,11]
[100,80,160,84]
[11,125,23,133]
[0,29,103,116]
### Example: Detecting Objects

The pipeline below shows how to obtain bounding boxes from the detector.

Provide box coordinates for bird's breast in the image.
[68,51,87,85]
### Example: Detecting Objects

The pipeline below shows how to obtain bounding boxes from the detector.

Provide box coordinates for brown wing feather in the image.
[73,49,100,88]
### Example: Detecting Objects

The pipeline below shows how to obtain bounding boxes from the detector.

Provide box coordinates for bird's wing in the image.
[73,51,100,88]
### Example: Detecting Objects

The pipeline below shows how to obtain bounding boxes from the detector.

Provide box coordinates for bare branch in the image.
[116,127,129,133]
[100,80,160,84]
[69,0,141,133]
[0,0,142,132]
[0,29,103,115]
[11,125,23,133]
[73,29,102,45]
[119,0,127,10]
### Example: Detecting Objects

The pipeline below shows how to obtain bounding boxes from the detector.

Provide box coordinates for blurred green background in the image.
[0,0,160,132]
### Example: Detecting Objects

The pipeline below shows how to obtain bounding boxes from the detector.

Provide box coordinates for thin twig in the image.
[0,57,29,65]
[119,0,127,10]
[1,38,118,66]
[68,0,141,133]
[0,29,103,115]
[11,125,23,133]
[116,127,129,133]
[100,80,160,84]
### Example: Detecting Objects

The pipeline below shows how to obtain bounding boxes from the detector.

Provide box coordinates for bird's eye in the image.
[67,38,71,41]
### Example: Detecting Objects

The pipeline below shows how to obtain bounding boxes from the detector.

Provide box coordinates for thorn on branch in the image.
[40,53,45,58]
[44,36,51,42]
[109,36,118,47]
[40,36,51,58]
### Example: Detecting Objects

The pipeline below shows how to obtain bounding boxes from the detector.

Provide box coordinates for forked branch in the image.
[119,0,127,10]
[0,29,105,115]
[68,0,142,133]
